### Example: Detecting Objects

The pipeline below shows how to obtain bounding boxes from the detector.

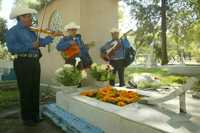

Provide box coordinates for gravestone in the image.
[139,77,198,113]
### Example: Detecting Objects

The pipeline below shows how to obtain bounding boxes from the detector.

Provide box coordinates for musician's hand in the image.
[33,41,40,48]
[63,31,69,37]
[51,32,61,37]
[70,40,77,45]
[111,40,118,46]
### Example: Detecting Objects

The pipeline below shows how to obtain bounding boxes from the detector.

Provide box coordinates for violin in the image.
[30,27,64,37]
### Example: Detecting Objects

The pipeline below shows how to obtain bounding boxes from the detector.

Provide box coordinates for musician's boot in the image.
[77,82,82,88]
[119,83,125,87]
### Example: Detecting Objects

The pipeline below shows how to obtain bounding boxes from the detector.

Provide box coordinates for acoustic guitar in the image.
[61,38,95,61]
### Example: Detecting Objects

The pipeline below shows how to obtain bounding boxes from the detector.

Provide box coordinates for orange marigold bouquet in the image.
[80,86,140,107]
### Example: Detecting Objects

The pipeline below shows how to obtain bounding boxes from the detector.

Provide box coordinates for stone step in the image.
[42,104,104,133]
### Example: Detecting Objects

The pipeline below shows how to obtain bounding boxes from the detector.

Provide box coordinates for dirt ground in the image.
[0,111,65,133]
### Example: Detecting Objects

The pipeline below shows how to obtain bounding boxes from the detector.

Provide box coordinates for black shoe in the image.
[77,83,82,88]
[34,115,45,123]
[119,84,126,87]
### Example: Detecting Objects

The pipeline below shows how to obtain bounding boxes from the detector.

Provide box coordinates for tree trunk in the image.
[161,0,168,65]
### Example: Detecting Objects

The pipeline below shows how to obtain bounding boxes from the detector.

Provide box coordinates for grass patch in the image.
[137,82,161,89]
[0,88,19,111]
[159,76,187,86]
[125,67,200,91]
[126,67,168,76]
[0,86,56,111]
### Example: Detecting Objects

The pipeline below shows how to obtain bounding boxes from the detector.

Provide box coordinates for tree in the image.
[189,0,200,17]
[15,0,53,11]
[0,17,7,44]
[123,0,167,64]
[123,0,198,64]
[161,0,168,65]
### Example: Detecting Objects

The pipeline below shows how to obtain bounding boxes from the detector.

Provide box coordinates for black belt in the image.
[17,53,39,58]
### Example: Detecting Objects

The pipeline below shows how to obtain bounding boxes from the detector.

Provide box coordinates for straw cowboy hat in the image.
[110,28,120,33]
[9,5,37,19]
[64,22,80,31]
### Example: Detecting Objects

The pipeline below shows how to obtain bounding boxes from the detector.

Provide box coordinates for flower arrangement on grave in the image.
[80,86,140,107]
[90,63,114,81]
[55,64,87,86]
[0,44,16,60]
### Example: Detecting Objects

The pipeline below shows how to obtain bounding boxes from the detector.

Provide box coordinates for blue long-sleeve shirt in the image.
[5,22,53,54]
[101,37,131,60]
[56,34,93,67]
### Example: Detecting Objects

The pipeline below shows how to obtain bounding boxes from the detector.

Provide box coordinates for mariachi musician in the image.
[5,5,59,126]
[56,22,93,86]
[101,28,131,87]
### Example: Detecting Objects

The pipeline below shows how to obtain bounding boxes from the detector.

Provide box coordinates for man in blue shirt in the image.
[56,22,93,88]
[56,22,92,69]
[5,5,56,126]
[101,28,131,87]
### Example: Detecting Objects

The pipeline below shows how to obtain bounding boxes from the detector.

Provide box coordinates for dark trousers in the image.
[109,59,125,87]
[14,57,41,122]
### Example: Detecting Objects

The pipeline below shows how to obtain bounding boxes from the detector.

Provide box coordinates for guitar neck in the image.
[120,29,133,39]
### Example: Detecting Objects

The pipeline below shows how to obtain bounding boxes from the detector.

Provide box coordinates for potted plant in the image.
[55,64,87,87]
[90,63,114,82]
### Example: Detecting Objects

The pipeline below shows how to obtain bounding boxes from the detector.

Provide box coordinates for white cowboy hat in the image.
[64,22,80,30]
[110,28,120,33]
[9,5,37,19]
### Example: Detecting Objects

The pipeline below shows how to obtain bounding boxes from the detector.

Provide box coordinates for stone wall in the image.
[37,0,118,84]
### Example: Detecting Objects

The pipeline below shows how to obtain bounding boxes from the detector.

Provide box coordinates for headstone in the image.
[192,92,200,99]
[139,77,198,113]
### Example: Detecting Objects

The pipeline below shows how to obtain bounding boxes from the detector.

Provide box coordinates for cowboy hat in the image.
[110,28,120,33]
[9,5,37,19]
[64,22,80,30]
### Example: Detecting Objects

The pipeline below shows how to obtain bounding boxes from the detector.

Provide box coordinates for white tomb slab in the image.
[56,87,200,133]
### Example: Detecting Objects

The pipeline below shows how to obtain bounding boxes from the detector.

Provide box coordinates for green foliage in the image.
[90,63,114,81]
[123,0,162,50]
[59,69,81,86]
[126,67,168,76]
[15,0,53,11]
[0,89,19,110]
[123,0,200,62]
[0,17,7,44]
[56,65,83,86]
[137,81,161,89]
[189,0,200,17]
[125,67,192,90]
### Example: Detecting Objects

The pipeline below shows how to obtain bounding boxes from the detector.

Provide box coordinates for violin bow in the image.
[36,0,48,47]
